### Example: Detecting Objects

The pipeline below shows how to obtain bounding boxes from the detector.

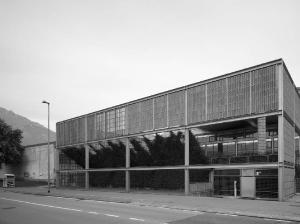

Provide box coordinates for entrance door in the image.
[241,169,255,198]
[241,176,255,198]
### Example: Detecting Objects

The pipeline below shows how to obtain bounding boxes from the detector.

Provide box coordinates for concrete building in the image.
[56,59,300,201]
[0,142,56,182]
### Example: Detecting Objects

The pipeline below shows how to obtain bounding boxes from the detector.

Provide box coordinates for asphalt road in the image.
[0,191,298,224]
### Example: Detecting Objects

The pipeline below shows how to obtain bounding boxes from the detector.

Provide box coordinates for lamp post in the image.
[42,100,50,193]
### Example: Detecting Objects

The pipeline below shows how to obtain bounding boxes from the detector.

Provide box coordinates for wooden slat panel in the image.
[251,65,277,114]
[168,90,185,127]
[154,95,167,129]
[187,85,206,124]
[64,121,69,145]
[140,99,153,131]
[283,67,294,120]
[96,112,105,140]
[228,73,250,117]
[78,117,85,143]
[87,114,96,142]
[295,91,300,129]
[106,110,116,138]
[116,107,126,136]
[128,102,140,134]
[56,123,61,146]
[207,79,227,120]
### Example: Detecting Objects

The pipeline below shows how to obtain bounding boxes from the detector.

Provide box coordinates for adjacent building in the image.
[56,59,300,201]
[0,142,56,182]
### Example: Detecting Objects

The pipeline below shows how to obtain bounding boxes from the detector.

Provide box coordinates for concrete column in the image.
[209,169,214,184]
[278,115,284,201]
[258,117,266,155]
[85,144,89,189]
[184,129,190,195]
[55,148,60,188]
[125,138,130,192]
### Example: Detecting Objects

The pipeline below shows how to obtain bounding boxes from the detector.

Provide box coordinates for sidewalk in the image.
[2,186,300,222]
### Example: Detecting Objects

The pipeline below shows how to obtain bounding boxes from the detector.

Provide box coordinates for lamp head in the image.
[42,100,50,105]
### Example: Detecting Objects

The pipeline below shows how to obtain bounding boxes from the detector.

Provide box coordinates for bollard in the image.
[234,180,237,198]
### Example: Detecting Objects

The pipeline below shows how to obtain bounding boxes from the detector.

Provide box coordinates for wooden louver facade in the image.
[56,61,280,148]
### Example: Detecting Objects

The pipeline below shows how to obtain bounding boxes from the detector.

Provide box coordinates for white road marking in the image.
[129,218,145,222]
[104,214,119,218]
[274,220,291,223]
[228,214,237,217]
[30,194,201,215]
[87,211,98,215]
[43,195,75,200]
[0,197,82,212]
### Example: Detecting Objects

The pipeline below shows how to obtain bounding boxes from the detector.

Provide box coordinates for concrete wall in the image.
[0,142,56,181]
[283,166,295,199]
[283,118,295,199]
[279,64,297,200]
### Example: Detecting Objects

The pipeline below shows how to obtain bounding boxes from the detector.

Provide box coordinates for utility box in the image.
[3,174,15,188]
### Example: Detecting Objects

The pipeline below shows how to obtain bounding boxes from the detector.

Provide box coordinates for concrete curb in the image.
[2,189,300,222]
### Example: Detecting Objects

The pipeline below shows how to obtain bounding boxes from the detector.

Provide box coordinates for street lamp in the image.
[42,100,50,193]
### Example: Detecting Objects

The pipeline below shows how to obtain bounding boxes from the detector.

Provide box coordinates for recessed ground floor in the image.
[57,166,282,200]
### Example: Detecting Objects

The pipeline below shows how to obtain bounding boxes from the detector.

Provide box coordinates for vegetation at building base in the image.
[61,131,209,189]
[0,118,24,164]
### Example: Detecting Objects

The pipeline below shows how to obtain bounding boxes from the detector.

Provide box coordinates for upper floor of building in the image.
[56,59,300,148]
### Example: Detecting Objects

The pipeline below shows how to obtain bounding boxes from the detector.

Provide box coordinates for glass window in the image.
[206,143,217,157]
[106,110,115,137]
[96,113,105,139]
[116,107,125,135]
[266,139,272,154]
[237,140,257,155]
[223,142,236,156]
[267,129,278,137]
[273,138,278,154]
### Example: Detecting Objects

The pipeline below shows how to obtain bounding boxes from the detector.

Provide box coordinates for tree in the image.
[0,118,24,164]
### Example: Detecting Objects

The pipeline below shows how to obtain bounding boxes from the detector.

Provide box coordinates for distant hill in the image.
[0,107,56,146]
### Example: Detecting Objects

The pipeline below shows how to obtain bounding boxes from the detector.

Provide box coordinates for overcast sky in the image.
[0,0,299,131]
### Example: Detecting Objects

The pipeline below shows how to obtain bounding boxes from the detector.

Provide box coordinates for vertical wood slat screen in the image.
[128,102,140,134]
[78,117,85,143]
[116,107,126,136]
[283,67,295,120]
[187,85,206,124]
[140,99,153,131]
[56,123,63,146]
[168,90,185,127]
[295,90,300,129]
[57,64,281,147]
[69,120,77,144]
[87,114,95,142]
[227,73,250,117]
[154,95,167,129]
[96,112,105,140]
[64,121,70,146]
[251,65,277,114]
[106,110,116,138]
[207,79,227,120]
[74,119,79,143]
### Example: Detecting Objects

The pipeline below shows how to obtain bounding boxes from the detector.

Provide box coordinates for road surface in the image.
[0,191,297,224]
